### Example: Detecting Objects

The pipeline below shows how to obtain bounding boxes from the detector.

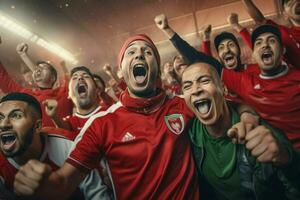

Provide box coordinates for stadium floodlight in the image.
[0,12,78,64]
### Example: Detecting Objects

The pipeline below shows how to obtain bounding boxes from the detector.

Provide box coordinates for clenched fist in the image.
[154,14,169,30]
[228,123,289,166]
[14,160,51,196]
[16,43,29,55]
[43,99,58,118]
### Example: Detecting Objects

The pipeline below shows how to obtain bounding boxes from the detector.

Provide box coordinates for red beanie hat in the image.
[117,34,161,69]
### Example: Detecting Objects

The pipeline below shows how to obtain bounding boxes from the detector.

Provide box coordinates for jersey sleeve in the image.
[201,40,213,56]
[221,68,245,96]
[67,117,104,171]
[239,28,252,48]
[0,62,22,92]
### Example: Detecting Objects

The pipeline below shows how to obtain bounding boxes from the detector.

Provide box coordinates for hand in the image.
[16,43,29,54]
[228,13,239,27]
[228,122,254,144]
[154,14,169,30]
[103,64,112,73]
[43,99,58,118]
[200,24,212,41]
[14,160,51,196]
[244,125,289,165]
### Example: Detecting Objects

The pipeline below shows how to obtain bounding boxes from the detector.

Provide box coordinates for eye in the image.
[218,46,224,51]
[269,38,276,44]
[254,40,262,47]
[72,76,78,80]
[84,75,91,79]
[127,50,135,55]
[182,83,192,91]
[11,112,23,120]
[201,78,211,84]
[145,50,152,55]
[229,42,235,48]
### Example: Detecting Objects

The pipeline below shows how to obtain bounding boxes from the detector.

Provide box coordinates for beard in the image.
[78,98,93,109]
[4,126,35,158]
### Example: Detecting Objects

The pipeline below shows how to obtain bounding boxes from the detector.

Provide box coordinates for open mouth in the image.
[0,133,17,151]
[193,99,211,115]
[261,51,273,65]
[224,54,235,65]
[77,83,88,97]
[133,64,147,84]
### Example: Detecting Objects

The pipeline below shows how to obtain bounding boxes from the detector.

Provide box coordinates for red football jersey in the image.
[222,66,300,148]
[67,91,199,199]
[64,106,107,136]
[0,63,73,127]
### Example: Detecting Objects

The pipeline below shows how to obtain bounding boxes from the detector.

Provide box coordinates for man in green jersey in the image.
[181,60,300,200]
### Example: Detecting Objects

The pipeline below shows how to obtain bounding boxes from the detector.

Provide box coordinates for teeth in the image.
[1,134,16,144]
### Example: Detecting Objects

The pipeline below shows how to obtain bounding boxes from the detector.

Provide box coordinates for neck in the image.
[206,103,231,138]
[128,88,157,99]
[13,135,44,166]
[77,101,99,115]
[261,64,286,77]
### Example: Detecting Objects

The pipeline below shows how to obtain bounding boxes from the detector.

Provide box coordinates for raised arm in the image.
[16,43,37,72]
[200,24,213,56]
[103,64,121,84]
[241,0,266,24]
[228,13,252,48]
[154,14,222,75]
[43,99,72,130]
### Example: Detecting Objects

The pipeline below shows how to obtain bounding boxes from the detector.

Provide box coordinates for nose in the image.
[191,84,203,96]
[0,117,12,131]
[78,75,84,81]
[135,49,145,60]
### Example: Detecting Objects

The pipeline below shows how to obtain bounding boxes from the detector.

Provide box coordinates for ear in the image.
[222,81,228,96]
[35,119,42,131]
[282,46,286,55]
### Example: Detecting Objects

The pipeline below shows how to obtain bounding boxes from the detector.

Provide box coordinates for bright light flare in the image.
[0,12,78,64]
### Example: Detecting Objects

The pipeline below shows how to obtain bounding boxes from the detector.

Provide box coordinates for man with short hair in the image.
[182,61,300,199]
[0,92,111,199]
[0,41,73,127]
[44,66,111,136]
[241,0,300,67]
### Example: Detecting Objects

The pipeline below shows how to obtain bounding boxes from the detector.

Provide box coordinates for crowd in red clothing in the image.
[0,0,300,199]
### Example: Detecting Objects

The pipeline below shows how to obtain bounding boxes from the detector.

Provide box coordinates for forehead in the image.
[127,40,152,50]
[0,101,28,114]
[182,63,212,80]
[71,70,91,77]
[256,32,278,40]
[219,39,236,46]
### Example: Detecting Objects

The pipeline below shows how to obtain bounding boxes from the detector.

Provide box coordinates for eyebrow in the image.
[183,75,210,84]
[127,42,152,49]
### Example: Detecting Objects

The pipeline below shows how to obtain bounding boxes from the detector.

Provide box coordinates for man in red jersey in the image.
[241,0,300,67]
[44,66,110,137]
[0,40,73,127]
[0,93,111,200]
[13,34,200,200]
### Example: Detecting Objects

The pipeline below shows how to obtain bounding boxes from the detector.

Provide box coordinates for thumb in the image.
[227,127,238,144]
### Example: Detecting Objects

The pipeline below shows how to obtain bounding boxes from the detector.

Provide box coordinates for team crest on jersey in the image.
[164,114,185,135]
